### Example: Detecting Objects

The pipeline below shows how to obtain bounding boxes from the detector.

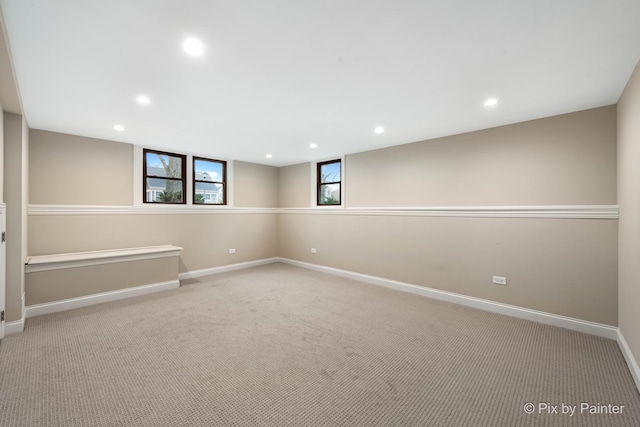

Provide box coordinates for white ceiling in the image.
[2,0,640,167]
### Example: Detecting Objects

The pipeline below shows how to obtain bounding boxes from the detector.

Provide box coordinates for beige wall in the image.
[0,105,3,329]
[278,163,310,208]
[0,12,22,116]
[29,213,278,274]
[29,130,133,205]
[278,106,617,208]
[234,160,278,208]
[0,104,3,202]
[26,257,179,305]
[3,112,28,322]
[617,60,640,367]
[278,106,618,325]
[346,106,616,207]
[279,213,617,325]
[28,132,280,278]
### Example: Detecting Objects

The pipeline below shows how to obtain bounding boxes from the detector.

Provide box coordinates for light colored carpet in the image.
[1,263,638,426]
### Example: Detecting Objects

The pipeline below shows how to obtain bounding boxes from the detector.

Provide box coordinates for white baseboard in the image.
[178,257,280,280]
[25,279,180,318]
[617,329,640,392]
[15,258,279,329]
[278,258,618,340]
[5,318,25,335]
[2,302,26,336]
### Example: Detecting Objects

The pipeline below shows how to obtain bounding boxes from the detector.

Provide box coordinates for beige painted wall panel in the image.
[3,112,27,322]
[279,214,618,325]
[0,106,3,202]
[278,162,310,208]
[346,106,616,207]
[29,213,278,273]
[29,130,133,205]
[26,257,178,305]
[617,59,640,363]
[234,161,278,207]
[21,116,28,268]
[0,16,22,115]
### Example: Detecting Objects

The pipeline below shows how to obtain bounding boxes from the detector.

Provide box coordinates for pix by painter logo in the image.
[527,402,577,416]
[524,402,625,416]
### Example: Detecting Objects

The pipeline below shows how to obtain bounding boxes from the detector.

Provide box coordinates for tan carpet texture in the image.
[1,263,639,426]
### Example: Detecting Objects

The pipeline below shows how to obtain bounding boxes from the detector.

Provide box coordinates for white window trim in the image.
[310,156,345,208]
[134,145,234,207]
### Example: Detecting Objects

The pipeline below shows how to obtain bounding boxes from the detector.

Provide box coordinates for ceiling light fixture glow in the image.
[484,98,499,107]
[183,37,204,56]
[309,143,318,148]
[136,95,151,104]
[374,126,384,134]
[113,124,125,131]
[266,154,273,159]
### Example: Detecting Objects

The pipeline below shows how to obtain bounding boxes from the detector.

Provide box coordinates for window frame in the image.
[316,158,342,206]
[142,148,187,204]
[192,156,227,206]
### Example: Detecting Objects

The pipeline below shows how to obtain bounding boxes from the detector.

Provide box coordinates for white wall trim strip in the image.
[280,205,619,219]
[617,329,640,392]
[4,318,25,335]
[278,258,618,340]
[178,257,280,280]
[28,204,617,219]
[25,279,180,319]
[25,245,183,273]
[28,204,279,216]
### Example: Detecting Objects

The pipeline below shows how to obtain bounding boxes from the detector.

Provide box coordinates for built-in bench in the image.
[25,245,182,318]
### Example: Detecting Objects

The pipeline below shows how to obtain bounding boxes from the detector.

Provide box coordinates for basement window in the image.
[193,157,227,205]
[317,159,341,205]
[143,149,186,204]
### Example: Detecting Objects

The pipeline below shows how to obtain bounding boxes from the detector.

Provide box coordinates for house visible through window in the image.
[193,157,226,205]
[317,159,341,205]
[143,149,186,204]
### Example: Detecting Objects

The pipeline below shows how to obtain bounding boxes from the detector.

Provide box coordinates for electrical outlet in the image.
[229,248,236,254]
[493,276,507,286]
[311,248,317,254]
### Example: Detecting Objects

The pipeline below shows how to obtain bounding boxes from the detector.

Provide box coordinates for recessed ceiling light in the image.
[484,98,499,107]
[183,37,204,56]
[374,126,384,134]
[309,143,318,149]
[113,124,125,131]
[266,154,273,159]
[136,95,151,105]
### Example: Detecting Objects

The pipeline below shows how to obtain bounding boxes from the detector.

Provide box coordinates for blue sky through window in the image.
[320,161,340,183]
[195,159,223,181]
[146,152,182,178]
